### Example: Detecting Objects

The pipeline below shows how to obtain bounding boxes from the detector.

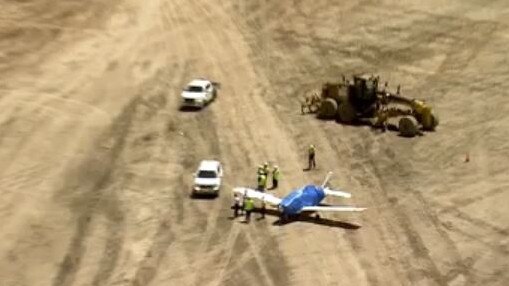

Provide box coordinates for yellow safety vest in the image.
[244,199,254,211]
[258,175,267,186]
[273,169,280,180]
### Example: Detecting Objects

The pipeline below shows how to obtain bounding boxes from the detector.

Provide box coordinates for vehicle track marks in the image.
[52,66,171,285]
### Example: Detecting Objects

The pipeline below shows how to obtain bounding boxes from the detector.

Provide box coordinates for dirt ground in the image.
[1,0,508,285]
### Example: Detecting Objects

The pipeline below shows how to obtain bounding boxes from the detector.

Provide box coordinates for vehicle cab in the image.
[192,160,223,197]
[180,78,216,108]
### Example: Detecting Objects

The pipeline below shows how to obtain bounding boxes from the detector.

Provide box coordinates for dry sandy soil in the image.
[1,0,508,285]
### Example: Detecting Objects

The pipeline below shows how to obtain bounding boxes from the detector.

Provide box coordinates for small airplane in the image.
[233,172,366,220]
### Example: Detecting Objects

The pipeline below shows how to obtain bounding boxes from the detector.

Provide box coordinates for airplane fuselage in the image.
[280,185,325,215]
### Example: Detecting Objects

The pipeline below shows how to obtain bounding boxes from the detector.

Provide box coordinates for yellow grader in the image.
[301,74,438,137]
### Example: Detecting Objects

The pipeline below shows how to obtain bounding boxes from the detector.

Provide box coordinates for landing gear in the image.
[279,213,289,225]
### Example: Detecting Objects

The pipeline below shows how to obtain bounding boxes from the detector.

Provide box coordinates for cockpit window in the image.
[197,170,217,178]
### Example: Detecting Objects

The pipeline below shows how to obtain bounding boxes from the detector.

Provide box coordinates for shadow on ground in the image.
[229,208,361,229]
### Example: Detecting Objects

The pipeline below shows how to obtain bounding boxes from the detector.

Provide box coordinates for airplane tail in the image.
[323,188,352,198]
[321,171,352,198]
[321,171,333,188]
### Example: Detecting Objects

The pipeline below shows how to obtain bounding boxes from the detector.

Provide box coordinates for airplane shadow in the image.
[246,208,361,230]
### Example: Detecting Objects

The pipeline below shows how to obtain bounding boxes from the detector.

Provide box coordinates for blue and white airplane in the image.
[233,172,366,217]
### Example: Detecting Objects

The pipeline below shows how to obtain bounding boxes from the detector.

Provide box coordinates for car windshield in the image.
[186,85,204,92]
[197,170,217,178]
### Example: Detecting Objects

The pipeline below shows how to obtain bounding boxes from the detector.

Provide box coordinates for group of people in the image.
[232,192,254,222]
[257,162,280,191]
[232,161,281,223]
[231,144,317,223]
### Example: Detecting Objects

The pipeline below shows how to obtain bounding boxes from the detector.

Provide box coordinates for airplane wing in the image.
[232,187,282,206]
[301,206,366,212]
[323,187,352,198]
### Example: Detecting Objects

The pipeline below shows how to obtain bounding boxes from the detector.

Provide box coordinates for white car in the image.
[180,78,218,108]
[192,160,223,197]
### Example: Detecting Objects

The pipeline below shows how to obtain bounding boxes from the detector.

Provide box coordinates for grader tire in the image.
[337,102,356,123]
[318,98,338,119]
[398,116,419,137]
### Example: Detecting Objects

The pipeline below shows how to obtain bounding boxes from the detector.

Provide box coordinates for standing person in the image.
[244,197,254,223]
[257,173,267,192]
[271,166,280,189]
[263,162,270,187]
[232,193,241,218]
[308,144,316,170]
[260,201,266,219]
[263,162,270,177]
[240,189,247,216]
[257,164,263,177]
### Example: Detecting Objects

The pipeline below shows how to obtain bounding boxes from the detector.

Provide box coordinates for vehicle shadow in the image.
[190,193,218,200]
[232,208,361,230]
[179,106,203,112]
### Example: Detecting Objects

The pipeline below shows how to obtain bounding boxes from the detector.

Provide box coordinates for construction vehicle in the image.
[302,74,439,137]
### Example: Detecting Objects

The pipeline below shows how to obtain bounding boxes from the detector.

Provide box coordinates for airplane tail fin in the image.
[321,171,352,198]
[321,171,334,188]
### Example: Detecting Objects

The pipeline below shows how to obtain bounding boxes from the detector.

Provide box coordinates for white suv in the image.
[180,78,218,108]
[192,160,223,197]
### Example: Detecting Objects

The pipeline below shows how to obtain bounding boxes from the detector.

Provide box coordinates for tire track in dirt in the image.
[126,59,192,286]
[0,0,123,75]
[301,3,506,282]
[0,100,59,174]
[89,186,125,286]
[402,15,499,101]
[337,130,466,285]
[51,98,137,286]
[125,1,234,282]
[158,1,293,285]
[51,67,171,286]
[157,2,242,285]
[91,67,177,286]
[162,0,224,258]
[0,163,53,237]
[0,1,142,179]
[200,2,298,285]
[230,3,382,284]
[373,7,506,284]
[223,2,375,285]
[414,18,509,283]
[233,2,485,285]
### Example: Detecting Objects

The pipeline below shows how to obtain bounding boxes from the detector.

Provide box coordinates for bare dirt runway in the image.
[1,1,508,285]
